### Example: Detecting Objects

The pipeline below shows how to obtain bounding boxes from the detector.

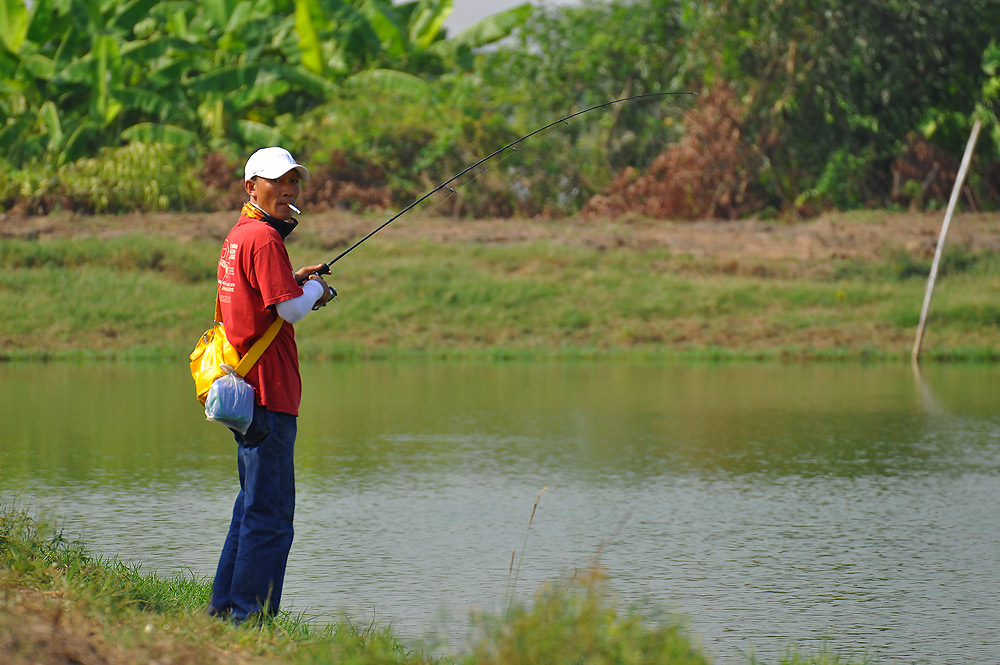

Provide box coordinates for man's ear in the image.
[244,178,256,200]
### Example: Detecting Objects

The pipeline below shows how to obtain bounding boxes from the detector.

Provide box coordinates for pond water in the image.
[2,362,998,664]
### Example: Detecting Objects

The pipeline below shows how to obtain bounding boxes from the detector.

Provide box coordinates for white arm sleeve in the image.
[274,279,325,324]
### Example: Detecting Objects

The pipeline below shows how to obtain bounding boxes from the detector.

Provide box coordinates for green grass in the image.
[0,235,213,281]
[1,503,882,665]
[0,501,437,664]
[2,228,999,362]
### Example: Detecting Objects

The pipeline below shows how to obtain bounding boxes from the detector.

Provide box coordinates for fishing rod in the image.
[314,90,696,275]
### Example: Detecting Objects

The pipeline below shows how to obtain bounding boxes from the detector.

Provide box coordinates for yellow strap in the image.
[235,315,285,377]
[216,289,285,378]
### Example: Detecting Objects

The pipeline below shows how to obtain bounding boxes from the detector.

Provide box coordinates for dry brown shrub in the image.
[890,134,1000,212]
[583,84,762,220]
[890,136,960,210]
[984,162,1000,207]
[200,150,395,212]
[297,150,393,211]
[6,194,71,217]
[200,152,247,211]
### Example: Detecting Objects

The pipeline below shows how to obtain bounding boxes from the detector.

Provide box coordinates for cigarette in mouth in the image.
[288,203,301,214]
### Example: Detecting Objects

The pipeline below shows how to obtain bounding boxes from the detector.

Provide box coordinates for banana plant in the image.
[1,0,533,170]
[290,0,530,76]
[1,0,176,163]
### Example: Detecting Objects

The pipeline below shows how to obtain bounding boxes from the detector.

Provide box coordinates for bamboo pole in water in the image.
[911,119,982,365]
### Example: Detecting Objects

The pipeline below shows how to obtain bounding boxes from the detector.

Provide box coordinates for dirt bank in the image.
[4,210,1000,265]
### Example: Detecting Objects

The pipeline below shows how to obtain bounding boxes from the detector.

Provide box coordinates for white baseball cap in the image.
[244,147,311,182]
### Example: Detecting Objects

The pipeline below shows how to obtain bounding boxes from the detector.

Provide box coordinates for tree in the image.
[473,0,693,213]
[691,0,1000,210]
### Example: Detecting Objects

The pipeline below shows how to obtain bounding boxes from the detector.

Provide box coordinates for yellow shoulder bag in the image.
[189,293,285,405]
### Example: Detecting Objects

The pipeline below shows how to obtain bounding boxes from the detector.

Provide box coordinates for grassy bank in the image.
[0,503,874,665]
[2,212,1000,362]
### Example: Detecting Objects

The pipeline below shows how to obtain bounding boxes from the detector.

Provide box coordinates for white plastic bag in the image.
[204,364,255,434]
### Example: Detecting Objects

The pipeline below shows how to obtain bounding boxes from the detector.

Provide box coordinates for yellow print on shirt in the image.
[218,242,238,303]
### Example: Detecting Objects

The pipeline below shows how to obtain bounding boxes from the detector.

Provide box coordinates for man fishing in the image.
[207,146,336,623]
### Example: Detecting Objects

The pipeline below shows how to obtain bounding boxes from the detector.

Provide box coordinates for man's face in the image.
[245,170,302,220]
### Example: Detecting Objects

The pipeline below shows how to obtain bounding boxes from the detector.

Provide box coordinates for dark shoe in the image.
[206,604,231,619]
[235,611,266,627]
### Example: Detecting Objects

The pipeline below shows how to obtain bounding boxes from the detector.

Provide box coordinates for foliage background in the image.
[2,0,999,219]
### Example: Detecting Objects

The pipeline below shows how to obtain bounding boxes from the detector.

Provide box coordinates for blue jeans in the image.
[209,405,297,621]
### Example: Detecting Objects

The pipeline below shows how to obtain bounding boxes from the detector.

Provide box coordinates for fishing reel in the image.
[312,264,337,309]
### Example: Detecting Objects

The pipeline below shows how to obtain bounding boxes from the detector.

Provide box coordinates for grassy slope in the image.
[1,212,999,362]
[1,503,724,665]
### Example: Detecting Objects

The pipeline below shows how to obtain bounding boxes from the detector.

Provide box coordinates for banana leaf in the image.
[112,85,194,121]
[111,0,163,33]
[226,79,291,110]
[18,53,55,81]
[122,37,204,62]
[295,0,327,75]
[346,68,431,99]
[0,114,32,152]
[358,0,408,57]
[272,63,339,97]
[222,3,259,38]
[408,0,452,49]
[122,122,199,146]
[203,0,238,30]
[233,118,285,146]
[0,0,29,54]
[187,64,269,93]
[38,100,63,151]
[447,3,531,51]
[25,0,56,46]
[92,34,122,123]
[62,121,101,163]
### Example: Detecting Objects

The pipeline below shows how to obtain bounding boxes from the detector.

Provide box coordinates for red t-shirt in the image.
[217,215,303,415]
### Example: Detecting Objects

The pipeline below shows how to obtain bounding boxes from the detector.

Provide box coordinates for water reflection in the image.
[295,362,1000,480]
[2,362,999,664]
